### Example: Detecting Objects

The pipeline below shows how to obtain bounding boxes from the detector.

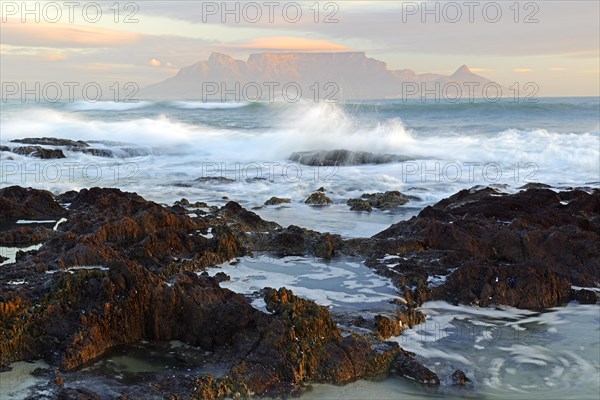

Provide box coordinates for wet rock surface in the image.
[0,187,400,398]
[264,197,292,206]
[1,184,598,398]
[347,191,413,211]
[290,149,411,166]
[358,187,600,308]
[305,192,333,205]
[12,146,66,159]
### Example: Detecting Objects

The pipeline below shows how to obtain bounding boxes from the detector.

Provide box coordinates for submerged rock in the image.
[449,369,470,386]
[290,149,411,166]
[347,198,373,212]
[390,350,440,384]
[265,197,292,206]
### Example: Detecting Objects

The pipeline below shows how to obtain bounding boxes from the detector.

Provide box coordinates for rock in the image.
[360,191,410,210]
[290,149,411,166]
[195,177,235,184]
[347,198,372,212]
[265,197,292,206]
[572,289,598,304]
[0,186,66,222]
[1,145,10,152]
[13,146,66,159]
[11,138,89,148]
[249,225,342,259]
[366,187,600,308]
[305,192,332,205]
[374,314,402,339]
[390,349,440,384]
[69,148,114,157]
[449,369,470,386]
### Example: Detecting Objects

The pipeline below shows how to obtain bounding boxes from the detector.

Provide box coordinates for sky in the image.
[1,0,599,97]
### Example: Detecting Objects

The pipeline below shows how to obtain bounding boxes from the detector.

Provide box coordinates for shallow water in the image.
[208,254,400,312]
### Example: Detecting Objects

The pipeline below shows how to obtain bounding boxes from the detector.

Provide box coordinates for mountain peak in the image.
[453,64,472,75]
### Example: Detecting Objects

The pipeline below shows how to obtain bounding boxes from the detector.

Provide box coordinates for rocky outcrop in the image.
[11,138,89,148]
[0,186,66,222]
[360,187,600,308]
[290,149,411,166]
[12,146,66,159]
[0,187,407,399]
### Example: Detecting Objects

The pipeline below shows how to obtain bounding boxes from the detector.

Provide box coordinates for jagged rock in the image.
[13,146,66,159]
[290,149,411,166]
[305,192,332,205]
[449,369,470,386]
[0,186,66,222]
[572,288,598,304]
[366,187,600,308]
[374,314,402,339]
[1,145,9,152]
[390,349,440,384]
[265,197,292,206]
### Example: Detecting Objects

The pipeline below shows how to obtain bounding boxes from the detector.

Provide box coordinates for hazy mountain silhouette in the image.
[141,52,502,100]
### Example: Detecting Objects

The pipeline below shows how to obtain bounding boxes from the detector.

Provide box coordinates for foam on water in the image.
[206,254,399,312]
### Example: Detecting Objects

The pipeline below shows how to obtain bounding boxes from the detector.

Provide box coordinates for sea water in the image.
[1,97,599,398]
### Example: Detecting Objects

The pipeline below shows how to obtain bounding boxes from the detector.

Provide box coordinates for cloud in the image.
[44,53,66,61]
[233,37,351,52]
[547,67,567,72]
[1,18,139,48]
[470,68,494,73]
[514,68,533,73]
[149,58,161,67]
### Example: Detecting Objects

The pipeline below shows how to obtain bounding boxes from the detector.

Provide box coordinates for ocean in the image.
[1,96,599,399]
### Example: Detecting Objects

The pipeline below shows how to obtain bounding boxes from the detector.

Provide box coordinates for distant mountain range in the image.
[141,52,503,101]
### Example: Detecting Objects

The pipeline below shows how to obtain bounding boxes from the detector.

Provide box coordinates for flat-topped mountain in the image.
[142,52,500,100]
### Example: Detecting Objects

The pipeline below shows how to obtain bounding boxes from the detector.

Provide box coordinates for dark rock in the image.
[367,187,600,308]
[449,369,470,386]
[305,192,332,205]
[249,225,342,259]
[0,226,54,246]
[11,138,89,148]
[0,186,66,222]
[57,387,101,400]
[519,182,552,190]
[391,350,440,384]
[265,197,292,206]
[347,198,373,212]
[69,148,113,157]
[13,146,66,159]
[195,177,235,184]
[571,289,598,304]
[56,190,79,204]
[290,149,411,166]
[359,191,410,210]
[1,145,10,152]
